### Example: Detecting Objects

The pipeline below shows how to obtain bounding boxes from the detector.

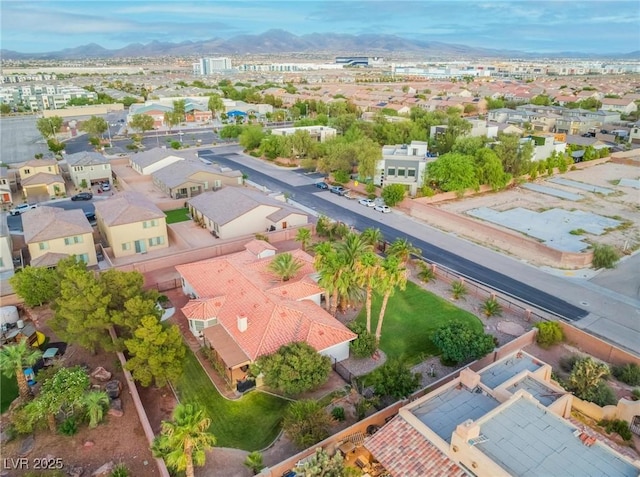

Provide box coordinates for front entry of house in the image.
[134,239,146,254]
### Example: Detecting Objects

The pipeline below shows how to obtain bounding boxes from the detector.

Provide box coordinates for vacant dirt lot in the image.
[434,162,640,266]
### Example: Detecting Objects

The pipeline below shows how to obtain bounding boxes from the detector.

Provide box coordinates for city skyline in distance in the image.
[1,0,639,56]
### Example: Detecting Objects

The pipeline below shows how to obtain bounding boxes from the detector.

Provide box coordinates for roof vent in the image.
[237,316,248,332]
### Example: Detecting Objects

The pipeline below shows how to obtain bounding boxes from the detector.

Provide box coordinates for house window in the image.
[143,219,158,229]
[387,167,396,176]
[38,242,49,250]
[148,236,165,247]
[407,169,416,177]
[78,253,89,263]
[64,236,83,245]
[193,320,204,331]
[397,168,406,177]
[121,242,131,251]
[23,168,31,175]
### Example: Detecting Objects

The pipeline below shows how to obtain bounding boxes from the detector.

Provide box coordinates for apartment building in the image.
[192,57,233,75]
[0,84,97,111]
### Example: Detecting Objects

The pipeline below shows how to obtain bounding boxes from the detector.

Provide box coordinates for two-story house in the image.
[64,151,112,189]
[0,167,12,204]
[374,141,432,196]
[94,191,168,257]
[18,159,64,200]
[23,206,97,267]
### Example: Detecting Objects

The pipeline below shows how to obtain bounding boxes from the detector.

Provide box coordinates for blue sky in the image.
[2,0,639,54]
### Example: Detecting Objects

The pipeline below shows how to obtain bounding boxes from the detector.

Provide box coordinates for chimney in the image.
[237,316,248,332]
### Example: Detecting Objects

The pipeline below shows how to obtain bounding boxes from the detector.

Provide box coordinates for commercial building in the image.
[192,57,233,75]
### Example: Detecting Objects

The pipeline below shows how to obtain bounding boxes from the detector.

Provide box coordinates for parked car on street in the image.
[71,192,93,201]
[374,205,391,213]
[359,198,376,207]
[330,186,348,196]
[315,182,329,190]
[9,203,38,216]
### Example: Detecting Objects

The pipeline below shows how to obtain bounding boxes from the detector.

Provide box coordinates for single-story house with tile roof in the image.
[94,191,168,258]
[128,148,189,175]
[151,159,243,199]
[176,240,356,385]
[64,151,112,189]
[23,206,97,267]
[21,172,65,200]
[187,187,308,239]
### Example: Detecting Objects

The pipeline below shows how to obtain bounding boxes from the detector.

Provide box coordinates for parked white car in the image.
[9,203,38,216]
[359,198,376,207]
[374,205,391,213]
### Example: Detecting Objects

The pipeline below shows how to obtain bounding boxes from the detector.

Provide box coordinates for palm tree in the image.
[313,242,338,312]
[0,341,42,400]
[81,390,110,428]
[388,238,421,265]
[375,256,408,341]
[152,403,216,477]
[268,253,303,282]
[295,227,312,251]
[361,227,384,250]
[244,451,265,475]
[355,251,382,333]
[337,232,371,265]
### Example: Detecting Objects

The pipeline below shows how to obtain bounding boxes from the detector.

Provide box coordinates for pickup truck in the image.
[330,186,348,196]
[9,203,38,216]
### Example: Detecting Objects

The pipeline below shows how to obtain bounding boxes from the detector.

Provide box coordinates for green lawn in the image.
[173,349,289,451]
[164,208,191,224]
[356,281,483,366]
[1,373,19,413]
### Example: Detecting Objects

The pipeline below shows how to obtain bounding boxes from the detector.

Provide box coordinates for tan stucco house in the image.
[23,206,97,267]
[0,213,14,279]
[187,187,308,239]
[0,167,13,204]
[17,159,64,200]
[128,148,189,175]
[94,191,168,257]
[152,159,243,199]
[64,151,112,188]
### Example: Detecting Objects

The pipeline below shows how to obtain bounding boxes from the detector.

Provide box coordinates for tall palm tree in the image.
[295,227,312,251]
[152,403,216,477]
[337,232,371,265]
[355,251,382,333]
[361,227,384,251]
[388,238,421,265]
[81,390,110,428]
[375,256,408,341]
[0,341,42,400]
[268,253,303,282]
[313,242,339,313]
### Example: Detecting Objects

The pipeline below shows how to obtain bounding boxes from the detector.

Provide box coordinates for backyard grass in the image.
[355,281,483,366]
[164,207,190,224]
[173,349,290,451]
[0,374,18,413]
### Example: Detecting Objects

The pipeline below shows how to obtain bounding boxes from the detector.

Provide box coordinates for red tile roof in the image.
[176,243,356,361]
[365,416,466,477]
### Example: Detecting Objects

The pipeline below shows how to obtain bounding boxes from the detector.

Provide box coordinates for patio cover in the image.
[203,325,250,368]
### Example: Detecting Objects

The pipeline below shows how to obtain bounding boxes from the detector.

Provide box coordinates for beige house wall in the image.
[100,218,169,258]
[0,234,14,275]
[189,171,243,188]
[18,163,59,181]
[218,205,280,238]
[69,163,112,188]
[266,212,308,230]
[42,103,124,118]
[28,232,97,266]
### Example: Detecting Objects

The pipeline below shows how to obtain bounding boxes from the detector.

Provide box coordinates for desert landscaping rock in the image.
[105,380,121,399]
[66,465,84,477]
[83,440,95,447]
[108,398,123,417]
[91,462,114,477]
[90,367,112,382]
[18,434,35,457]
[497,321,526,336]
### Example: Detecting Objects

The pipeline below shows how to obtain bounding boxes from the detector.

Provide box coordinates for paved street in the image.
[199,147,640,355]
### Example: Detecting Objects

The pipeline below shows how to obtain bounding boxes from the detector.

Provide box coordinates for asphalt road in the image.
[199,148,588,321]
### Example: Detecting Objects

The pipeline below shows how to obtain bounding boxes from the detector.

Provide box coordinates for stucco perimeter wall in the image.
[559,322,640,366]
[610,149,640,165]
[42,103,124,118]
[405,201,593,269]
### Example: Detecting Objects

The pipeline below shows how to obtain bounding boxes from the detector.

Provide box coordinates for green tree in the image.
[0,104,11,114]
[0,341,42,400]
[295,228,312,251]
[355,251,382,334]
[494,133,533,177]
[129,114,155,133]
[434,116,472,155]
[239,125,265,150]
[80,116,108,139]
[164,111,182,132]
[51,260,112,354]
[36,116,63,139]
[370,358,421,399]
[530,94,552,106]
[260,134,289,160]
[475,148,511,191]
[207,94,225,120]
[253,342,331,395]
[81,390,109,428]
[243,451,265,475]
[568,357,610,401]
[381,183,406,206]
[388,238,421,265]
[152,403,216,477]
[268,252,304,282]
[282,399,335,449]
[99,269,146,312]
[47,138,66,155]
[361,227,383,250]
[124,316,186,387]
[9,266,58,306]
[172,99,186,122]
[432,322,495,365]
[375,256,408,340]
[289,130,315,159]
[427,152,479,194]
[298,448,351,476]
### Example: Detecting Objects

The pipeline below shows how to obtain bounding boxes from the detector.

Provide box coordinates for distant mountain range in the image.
[2,29,638,60]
